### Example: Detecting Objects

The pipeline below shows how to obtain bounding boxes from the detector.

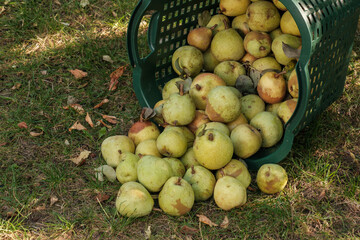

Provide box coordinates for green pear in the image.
[213,176,247,210]
[280,11,300,37]
[135,139,162,158]
[252,57,282,72]
[137,155,172,192]
[220,0,251,17]
[180,147,201,169]
[240,94,265,121]
[164,125,195,147]
[203,48,221,72]
[214,61,246,86]
[101,135,135,167]
[183,165,216,201]
[162,78,185,100]
[246,1,280,32]
[271,34,301,65]
[256,163,288,194]
[227,113,248,132]
[189,73,226,110]
[230,124,262,159]
[187,27,213,52]
[172,46,203,77]
[193,129,233,170]
[116,152,140,184]
[159,177,195,216]
[206,86,241,123]
[163,157,186,177]
[211,28,245,62]
[231,14,250,35]
[269,28,283,40]
[195,122,230,137]
[244,31,272,58]
[206,14,230,35]
[115,182,154,217]
[156,129,187,158]
[216,159,251,188]
[277,98,298,123]
[162,92,196,126]
[250,111,283,148]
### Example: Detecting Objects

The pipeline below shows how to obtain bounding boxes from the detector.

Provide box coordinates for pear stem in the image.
[191,165,196,174]
[175,177,182,186]
[179,83,184,96]
[139,108,146,122]
[209,24,218,31]
[275,71,287,78]
[208,133,214,141]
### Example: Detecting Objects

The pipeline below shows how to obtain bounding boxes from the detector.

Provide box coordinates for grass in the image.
[1,0,359,239]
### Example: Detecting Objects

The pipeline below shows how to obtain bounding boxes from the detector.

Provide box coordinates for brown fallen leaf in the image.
[152,207,162,212]
[69,69,88,79]
[85,112,94,128]
[95,193,110,203]
[30,130,44,137]
[0,142,7,146]
[180,225,198,234]
[102,115,118,124]
[69,121,87,132]
[11,83,21,90]
[196,214,218,227]
[17,122,28,129]
[220,216,229,229]
[93,98,109,109]
[77,82,88,89]
[34,204,46,211]
[69,104,85,115]
[109,65,126,91]
[50,195,59,206]
[98,119,112,129]
[70,150,91,165]
[318,189,326,201]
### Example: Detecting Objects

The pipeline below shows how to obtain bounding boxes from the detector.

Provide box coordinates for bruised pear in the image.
[137,155,172,192]
[193,129,233,170]
[246,1,280,32]
[244,31,272,58]
[257,71,286,104]
[189,73,226,110]
[230,124,262,159]
[241,52,258,65]
[187,110,210,134]
[156,129,187,158]
[271,34,302,65]
[183,165,216,201]
[159,177,194,216]
[252,57,282,72]
[250,111,283,148]
[232,14,250,35]
[101,135,135,167]
[216,159,251,188]
[128,120,160,146]
[287,69,299,98]
[187,27,213,52]
[135,139,162,158]
[240,94,265,121]
[195,122,230,137]
[172,46,203,77]
[214,176,247,210]
[115,182,154,217]
[214,61,246,86]
[180,147,201,169]
[203,48,221,72]
[211,29,245,62]
[116,152,140,184]
[162,78,184,100]
[256,163,288,194]
[220,0,251,17]
[206,14,230,35]
[277,98,298,123]
[206,86,241,123]
[280,11,300,37]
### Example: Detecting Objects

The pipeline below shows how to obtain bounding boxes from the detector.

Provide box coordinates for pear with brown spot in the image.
[277,98,298,123]
[187,110,210,134]
[183,165,216,201]
[159,177,195,216]
[256,163,288,194]
[244,31,272,58]
[246,1,280,32]
[257,71,286,104]
[216,159,251,188]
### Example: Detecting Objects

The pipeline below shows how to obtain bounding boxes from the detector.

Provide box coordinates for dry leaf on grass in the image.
[102,115,118,124]
[17,122,28,129]
[98,120,112,129]
[69,69,88,79]
[69,121,87,132]
[109,65,126,91]
[145,226,152,240]
[85,112,94,128]
[80,0,90,8]
[50,196,59,206]
[0,142,7,146]
[70,150,91,165]
[69,104,85,115]
[220,216,229,228]
[95,193,110,203]
[103,55,114,63]
[180,225,198,234]
[93,99,109,109]
[34,204,46,211]
[11,83,21,90]
[30,130,43,137]
[196,214,218,227]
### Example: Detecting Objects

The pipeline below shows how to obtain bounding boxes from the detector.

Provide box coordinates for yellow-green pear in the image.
[163,157,186,177]
[211,29,245,62]
[135,139,162,157]
[162,78,185,100]
[271,34,302,65]
[216,159,251,188]
[172,46,203,77]
[156,129,188,158]
[280,11,300,37]
[256,163,288,194]
[230,124,262,159]
[214,176,247,210]
[246,1,280,32]
[180,147,201,169]
[214,61,246,86]
[116,152,140,184]
[101,135,135,167]
[183,165,216,201]
[240,94,265,121]
[220,0,251,17]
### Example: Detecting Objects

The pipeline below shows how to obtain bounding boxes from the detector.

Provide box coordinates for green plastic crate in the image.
[127,0,360,169]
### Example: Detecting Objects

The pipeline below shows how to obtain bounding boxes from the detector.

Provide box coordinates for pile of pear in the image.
[99,0,297,218]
